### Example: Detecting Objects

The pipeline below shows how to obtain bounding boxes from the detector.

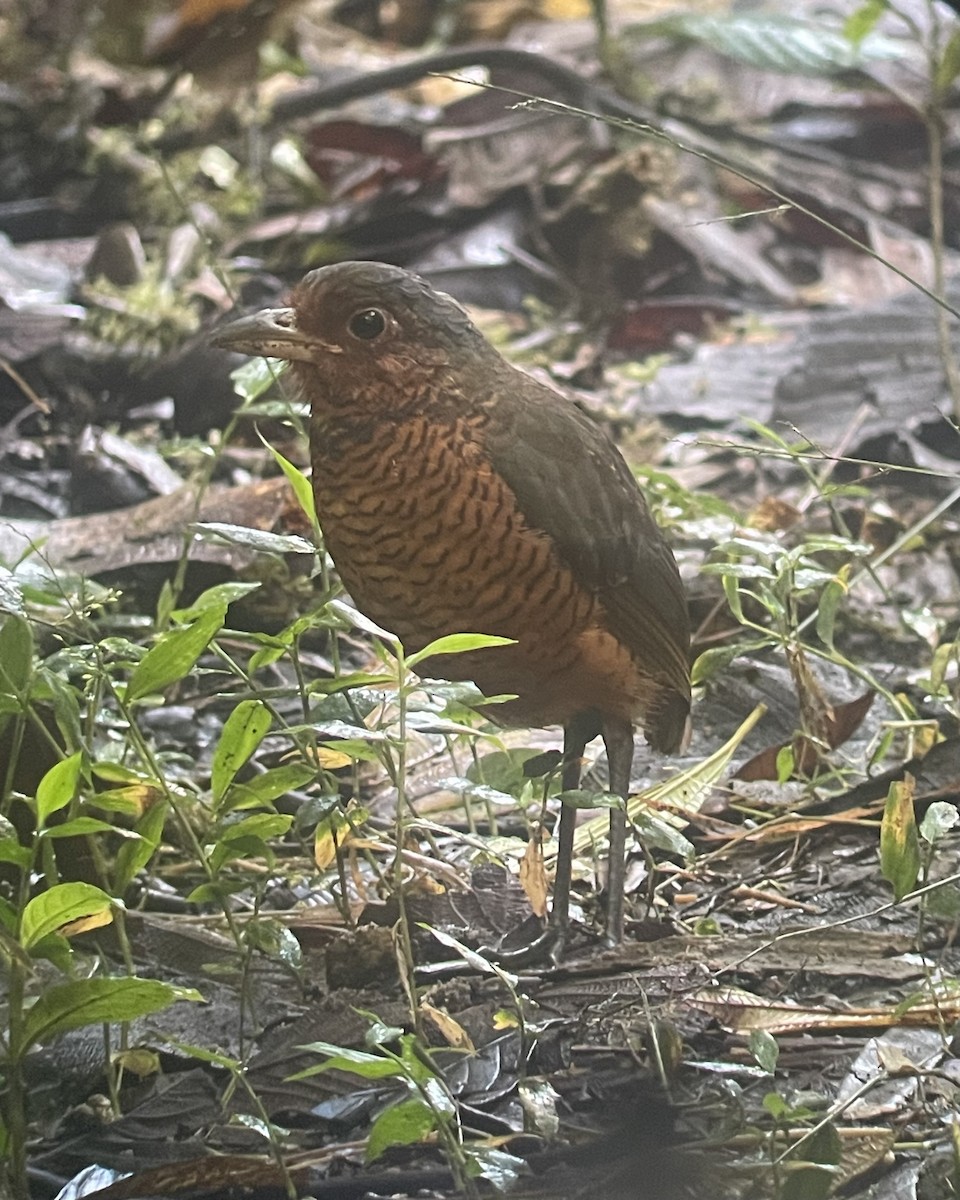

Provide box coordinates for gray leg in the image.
[551,714,594,938]
[602,717,635,946]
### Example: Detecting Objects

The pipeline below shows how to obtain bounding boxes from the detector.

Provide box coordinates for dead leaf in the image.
[519,825,548,917]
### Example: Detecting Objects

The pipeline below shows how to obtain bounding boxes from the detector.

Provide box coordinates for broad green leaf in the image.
[218,812,293,844]
[0,613,33,694]
[632,810,695,859]
[327,598,394,641]
[792,1121,842,1167]
[691,644,745,686]
[223,762,316,809]
[35,668,82,748]
[229,356,284,404]
[242,918,302,967]
[35,752,84,828]
[936,29,960,97]
[816,576,846,650]
[722,572,744,623]
[21,882,113,948]
[289,1042,402,1081]
[23,978,197,1050]
[367,1097,435,1162]
[40,817,124,839]
[406,633,514,669]
[844,0,887,45]
[211,699,272,801]
[126,604,226,701]
[173,582,260,622]
[780,1164,835,1200]
[191,523,315,557]
[776,744,795,784]
[90,785,161,817]
[880,777,919,902]
[426,927,519,990]
[0,836,31,869]
[258,433,317,526]
[749,1029,779,1073]
[113,798,169,893]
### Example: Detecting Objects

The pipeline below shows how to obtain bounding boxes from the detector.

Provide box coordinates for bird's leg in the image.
[550,716,593,941]
[601,716,635,946]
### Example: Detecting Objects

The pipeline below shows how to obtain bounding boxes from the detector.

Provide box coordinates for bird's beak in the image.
[211,308,318,363]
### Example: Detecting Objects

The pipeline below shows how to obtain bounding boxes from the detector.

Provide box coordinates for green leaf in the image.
[763,1091,790,1120]
[23,978,196,1050]
[230,356,285,404]
[781,1162,836,1200]
[815,576,846,650]
[406,633,515,669]
[20,882,114,948]
[691,644,745,686]
[289,1042,402,1081]
[223,762,316,809]
[749,1029,779,1073]
[218,812,293,843]
[35,667,82,748]
[258,432,317,526]
[113,799,169,894]
[0,614,33,695]
[241,918,302,967]
[775,744,795,784]
[126,604,226,702]
[721,572,744,623]
[191,523,315,557]
[366,1097,435,1162]
[172,583,258,621]
[791,1121,842,1167]
[880,778,919,902]
[211,700,273,802]
[844,0,887,45]
[0,835,31,869]
[426,927,520,990]
[35,752,84,828]
[40,817,122,839]
[936,29,960,97]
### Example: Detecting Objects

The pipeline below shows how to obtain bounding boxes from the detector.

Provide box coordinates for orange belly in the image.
[311,413,658,728]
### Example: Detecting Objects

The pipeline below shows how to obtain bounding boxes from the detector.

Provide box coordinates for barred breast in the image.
[311,413,655,728]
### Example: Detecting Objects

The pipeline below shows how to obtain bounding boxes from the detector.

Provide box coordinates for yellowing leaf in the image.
[315,747,354,770]
[880,776,919,902]
[60,908,114,938]
[519,827,548,917]
[420,1002,474,1050]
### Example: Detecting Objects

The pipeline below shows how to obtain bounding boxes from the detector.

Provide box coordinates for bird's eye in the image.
[347,308,387,340]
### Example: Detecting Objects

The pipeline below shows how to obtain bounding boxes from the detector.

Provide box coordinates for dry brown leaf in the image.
[519,826,548,918]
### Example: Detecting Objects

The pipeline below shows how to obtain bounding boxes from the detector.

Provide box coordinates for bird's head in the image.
[211,261,493,418]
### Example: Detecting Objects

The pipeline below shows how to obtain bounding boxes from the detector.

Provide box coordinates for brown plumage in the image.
[212,261,690,946]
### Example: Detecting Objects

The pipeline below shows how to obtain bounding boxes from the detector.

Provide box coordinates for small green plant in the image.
[0,606,204,1195]
[291,1009,527,1196]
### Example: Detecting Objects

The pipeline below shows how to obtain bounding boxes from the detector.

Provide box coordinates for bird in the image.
[211,261,691,948]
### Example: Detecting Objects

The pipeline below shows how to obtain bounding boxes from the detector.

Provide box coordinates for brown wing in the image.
[479,369,690,748]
